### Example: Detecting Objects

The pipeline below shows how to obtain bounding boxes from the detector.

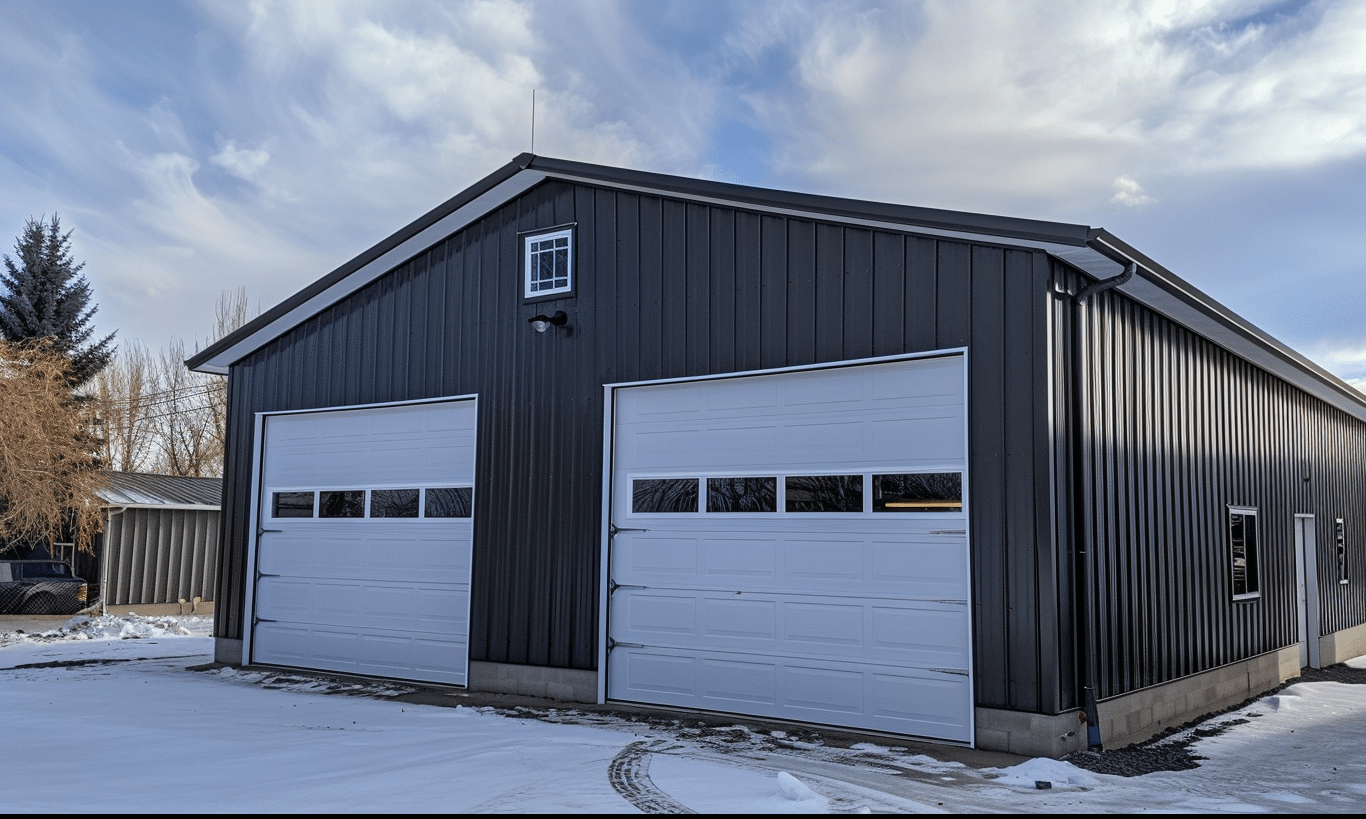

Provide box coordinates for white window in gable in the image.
[524,228,573,299]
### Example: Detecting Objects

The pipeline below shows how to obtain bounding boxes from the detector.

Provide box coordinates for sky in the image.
[2,612,1365,813]
[1,1,1364,386]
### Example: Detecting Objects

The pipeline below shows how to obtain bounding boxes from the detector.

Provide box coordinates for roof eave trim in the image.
[1085,230,1366,415]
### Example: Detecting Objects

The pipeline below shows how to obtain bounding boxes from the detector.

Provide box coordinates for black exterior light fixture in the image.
[528,310,568,333]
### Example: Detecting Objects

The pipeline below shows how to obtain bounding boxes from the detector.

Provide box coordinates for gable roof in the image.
[97,471,222,509]
[186,153,1366,420]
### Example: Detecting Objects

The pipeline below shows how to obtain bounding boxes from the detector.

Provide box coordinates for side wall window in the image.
[1229,506,1260,600]
[1336,518,1348,585]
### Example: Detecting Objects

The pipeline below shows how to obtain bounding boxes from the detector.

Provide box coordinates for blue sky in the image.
[2,0,1364,386]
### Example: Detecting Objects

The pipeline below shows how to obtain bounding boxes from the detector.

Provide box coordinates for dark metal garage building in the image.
[189,154,1366,756]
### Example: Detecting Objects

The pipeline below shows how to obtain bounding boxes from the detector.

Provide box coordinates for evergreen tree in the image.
[0,215,116,386]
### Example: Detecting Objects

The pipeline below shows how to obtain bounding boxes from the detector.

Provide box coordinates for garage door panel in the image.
[868,671,974,735]
[614,531,968,601]
[780,420,866,453]
[612,588,970,668]
[610,650,696,697]
[255,577,470,633]
[619,412,964,474]
[706,378,780,411]
[262,402,476,487]
[779,369,866,407]
[608,356,971,744]
[703,597,778,640]
[705,424,780,455]
[618,536,699,574]
[609,646,972,742]
[631,428,705,462]
[698,656,778,703]
[870,356,963,400]
[703,538,779,579]
[254,623,467,686]
[257,527,473,583]
[867,539,970,600]
[869,416,964,460]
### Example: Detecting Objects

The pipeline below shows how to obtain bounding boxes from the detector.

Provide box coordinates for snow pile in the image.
[0,613,213,646]
[988,756,1109,790]
[775,770,827,806]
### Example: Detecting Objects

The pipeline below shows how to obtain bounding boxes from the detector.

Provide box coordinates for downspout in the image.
[1071,260,1136,750]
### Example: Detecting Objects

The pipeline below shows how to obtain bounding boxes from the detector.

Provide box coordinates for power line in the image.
[94,384,222,412]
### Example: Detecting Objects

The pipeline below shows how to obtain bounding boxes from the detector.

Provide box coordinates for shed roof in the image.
[186,153,1366,421]
[97,472,222,509]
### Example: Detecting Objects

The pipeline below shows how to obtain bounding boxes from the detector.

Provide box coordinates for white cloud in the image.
[742,0,1366,214]
[211,141,271,181]
[1299,336,1366,388]
[1111,175,1155,206]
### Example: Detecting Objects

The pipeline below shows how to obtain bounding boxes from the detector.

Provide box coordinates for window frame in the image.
[522,225,575,302]
[1228,505,1261,601]
[1336,518,1349,585]
[264,486,474,521]
[624,470,966,517]
[269,490,317,520]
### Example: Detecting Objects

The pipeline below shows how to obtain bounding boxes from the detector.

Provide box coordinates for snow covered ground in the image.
[3,613,1365,813]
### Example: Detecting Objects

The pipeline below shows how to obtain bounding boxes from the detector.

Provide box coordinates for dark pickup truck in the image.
[0,560,89,615]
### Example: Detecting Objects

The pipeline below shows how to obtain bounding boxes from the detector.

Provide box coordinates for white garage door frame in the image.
[243,395,478,685]
[598,350,974,744]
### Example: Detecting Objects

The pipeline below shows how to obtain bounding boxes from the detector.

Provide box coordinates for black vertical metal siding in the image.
[216,179,1067,711]
[1064,266,1366,700]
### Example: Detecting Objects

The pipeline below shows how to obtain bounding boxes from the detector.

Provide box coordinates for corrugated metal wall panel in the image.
[1064,272,1366,700]
[970,244,1009,708]
[102,508,218,606]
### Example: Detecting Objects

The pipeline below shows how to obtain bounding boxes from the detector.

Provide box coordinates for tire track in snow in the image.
[608,740,696,814]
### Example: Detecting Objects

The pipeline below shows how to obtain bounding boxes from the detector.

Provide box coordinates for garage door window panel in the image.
[319,490,365,518]
[707,477,777,513]
[272,491,316,518]
[371,488,420,518]
[425,487,474,518]
[873,473,963,513]
[785,475,864,513]
[633,478,700,513]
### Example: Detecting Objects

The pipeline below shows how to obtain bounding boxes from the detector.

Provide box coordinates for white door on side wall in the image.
[607,355,973,743]
[253,399,476,685]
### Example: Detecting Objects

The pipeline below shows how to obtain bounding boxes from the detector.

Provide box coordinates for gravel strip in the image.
[1063,661,1366,777]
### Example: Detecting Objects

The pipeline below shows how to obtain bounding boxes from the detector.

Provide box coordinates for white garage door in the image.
[252,399,476,686]
[606,356,973,743]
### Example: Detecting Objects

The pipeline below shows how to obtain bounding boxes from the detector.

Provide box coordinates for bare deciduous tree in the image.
[91,287,252,479]
[0,338,106,552]
[151,287,250,478]
[93,340,158,472]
